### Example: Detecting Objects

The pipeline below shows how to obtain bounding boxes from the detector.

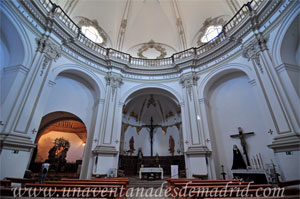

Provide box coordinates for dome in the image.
[52,0,247,58]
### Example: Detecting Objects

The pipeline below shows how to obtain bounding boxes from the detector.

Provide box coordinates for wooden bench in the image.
[61,178,129,186]
[0,180,11,188]
[4,177,38,187]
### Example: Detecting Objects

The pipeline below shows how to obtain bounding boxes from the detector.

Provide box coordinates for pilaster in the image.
[242,34,300,152]
[180,72,211,178]
[0,36,61,179]
[92,72,123,175]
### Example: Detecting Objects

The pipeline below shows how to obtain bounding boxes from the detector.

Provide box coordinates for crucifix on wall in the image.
[141,117,162,157]
[230,127,254,166]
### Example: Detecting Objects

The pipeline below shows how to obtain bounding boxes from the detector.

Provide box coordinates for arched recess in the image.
[29,112,87,177]
[120,84,183,105]
[49,64,105,100]
[270,7,300,181]
[119,87,185,176]
[278,14,300,98]
[42,67,103,178]
[202,68,273,179]
[0,3,33,118]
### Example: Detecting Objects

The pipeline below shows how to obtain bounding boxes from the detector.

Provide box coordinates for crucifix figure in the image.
[142,117,162,157]
[230,127,254,166]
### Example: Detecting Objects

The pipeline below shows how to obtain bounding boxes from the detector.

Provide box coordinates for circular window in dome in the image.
[201,25,222,43]
[81,25,104,44]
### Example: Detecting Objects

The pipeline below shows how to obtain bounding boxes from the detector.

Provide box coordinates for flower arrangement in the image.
[53,137,70,149]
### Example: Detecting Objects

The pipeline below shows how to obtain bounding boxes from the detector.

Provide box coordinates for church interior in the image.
[0,0,299,198]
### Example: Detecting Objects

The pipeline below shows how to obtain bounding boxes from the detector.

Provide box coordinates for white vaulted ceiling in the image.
[53,0,248,58]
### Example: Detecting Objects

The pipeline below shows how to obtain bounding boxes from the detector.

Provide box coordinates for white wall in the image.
[275,151,300,181]
[207,72,274,179]
[43,73,95,128]
[0,150,31,179]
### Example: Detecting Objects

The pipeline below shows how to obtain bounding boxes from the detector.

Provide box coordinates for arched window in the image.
[81,26,104,44]
[201,25,222,43]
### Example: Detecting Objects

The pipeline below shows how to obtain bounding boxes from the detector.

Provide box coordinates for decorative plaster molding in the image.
[137,40,167,59]
[198,98,208,105]
[105,72,123,100]
[0,133,36,151]
[185,146,211,156]
[180,73,199,100]
[92,145,118,155]
[105,72,123,88]
[36,37,61,61]
[242,35,268,73]
[268,133,300,152]
[3,64,29,74]
[275,63,300,73]
[48,80,56,87]
[248,79,257,87]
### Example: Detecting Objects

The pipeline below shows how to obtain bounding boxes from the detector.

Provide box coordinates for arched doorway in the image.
[29,111,87,179]
[119,88,185,177]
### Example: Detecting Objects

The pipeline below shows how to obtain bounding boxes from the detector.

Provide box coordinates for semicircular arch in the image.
[121,83,183,105]
[50,64,105,99]
[199,63,255,99]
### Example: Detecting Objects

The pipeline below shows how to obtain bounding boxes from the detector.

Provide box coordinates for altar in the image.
[139,167,163,180]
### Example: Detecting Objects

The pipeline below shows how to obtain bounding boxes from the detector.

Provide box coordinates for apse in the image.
[121,89,183,157]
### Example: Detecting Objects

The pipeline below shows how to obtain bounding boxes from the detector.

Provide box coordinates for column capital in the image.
[36,37,61,61]
[198,98,208,105]
[242,34,268,73]
[180,72,199,88]
[105,72,123,88]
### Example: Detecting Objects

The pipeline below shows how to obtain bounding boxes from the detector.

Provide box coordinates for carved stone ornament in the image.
[36,37,61,61]
[105,72,123,100]
[137,40,167,59]
[180,73,199,100]
[242,34,268,73]
[180,73,199,88]
[105,73,123,88]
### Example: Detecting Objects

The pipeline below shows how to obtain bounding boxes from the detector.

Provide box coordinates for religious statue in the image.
[232,145,247,169]
[230,127,254,166]
[129,136,135,156]
[137,148,143,162]
[136,148,143,174]
[48,145,57,163]
[58,147,68,172]
[169,135,175,156]
[47,137,70,172]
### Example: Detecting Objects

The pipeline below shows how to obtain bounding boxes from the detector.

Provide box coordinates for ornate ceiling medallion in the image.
[137,40,167,59]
